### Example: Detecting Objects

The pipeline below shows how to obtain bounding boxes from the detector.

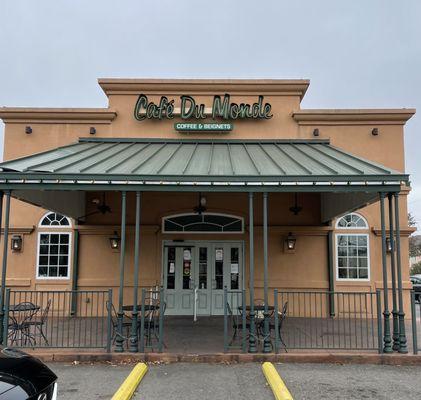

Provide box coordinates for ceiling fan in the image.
[77,192,112,223]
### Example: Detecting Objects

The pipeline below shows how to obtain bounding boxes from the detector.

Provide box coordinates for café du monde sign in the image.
[133,94,272,132]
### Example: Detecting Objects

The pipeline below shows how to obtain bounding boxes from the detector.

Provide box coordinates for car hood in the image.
[0,348,57,396]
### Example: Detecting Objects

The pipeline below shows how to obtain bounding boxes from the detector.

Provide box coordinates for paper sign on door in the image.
[169,262,175,273]
[215,249,223,261]
[183,249,191,261]
[230,263,239,274]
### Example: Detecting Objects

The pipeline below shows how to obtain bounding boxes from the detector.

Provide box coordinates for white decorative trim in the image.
[38,211,72,228]
[335,212,368,229]
[162,212,244,234]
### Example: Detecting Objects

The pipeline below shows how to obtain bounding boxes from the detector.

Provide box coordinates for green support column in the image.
[262,192,271,353]
[248,192,257,353]
[388,193,400,351]
[380,192,392,353]
[327,229,335,316]
[70,229,80,316]
[393,192,408,353]
[130,191,141,353]
[115,191,127,353]
[0,191,7,344]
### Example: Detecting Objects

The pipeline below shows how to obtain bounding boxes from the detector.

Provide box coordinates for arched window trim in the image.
[38,211,72,228]
[335,212,368,230]
[162,212,244,234]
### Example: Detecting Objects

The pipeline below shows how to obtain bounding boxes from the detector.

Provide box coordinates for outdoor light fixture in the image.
[372,128,379,136]
[109,231,121,250]
[386,237,392,253]
[285,233,297,251]
[289,193,302,216]
[193,193,207,214]
[89,127,96,135]
[11,235,23,252]
[25,126,32,134]
[313,128,320,137]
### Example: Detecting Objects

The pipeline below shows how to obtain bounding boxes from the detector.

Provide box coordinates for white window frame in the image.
[38,211,72,228]
[335,212,368,229]
[162,212,244,234]
[36,231,72,280]
[335,233,370,282]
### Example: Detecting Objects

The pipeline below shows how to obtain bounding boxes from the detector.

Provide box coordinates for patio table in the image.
[122,304,159,312]
[8,303,40,346]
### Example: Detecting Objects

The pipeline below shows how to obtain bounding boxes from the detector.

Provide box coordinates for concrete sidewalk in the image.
[49,362,421,400]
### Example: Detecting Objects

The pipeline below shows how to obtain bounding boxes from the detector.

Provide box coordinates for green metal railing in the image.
[223,287,247,353]
[3,289,112,351]
[273,290,383,353]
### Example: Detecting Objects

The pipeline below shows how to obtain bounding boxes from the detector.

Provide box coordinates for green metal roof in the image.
[0,138,407,190]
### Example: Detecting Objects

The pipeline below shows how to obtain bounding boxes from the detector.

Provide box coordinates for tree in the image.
[408,212,417,227]
[410,261,421,276]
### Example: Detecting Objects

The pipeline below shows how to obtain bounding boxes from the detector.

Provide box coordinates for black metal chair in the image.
[227,302,249,346]
[106,301,133,347]
[23,299,51,346]
[269,301,288,352]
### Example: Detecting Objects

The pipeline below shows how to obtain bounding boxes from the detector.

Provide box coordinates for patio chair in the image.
[141,300,166,349]
[24,299,51,346]
[227,302,249,346]
[106,301,133,346]
[269,301,288,352]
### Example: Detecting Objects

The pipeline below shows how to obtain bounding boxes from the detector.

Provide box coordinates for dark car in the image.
[0,347,57,399]
[410,275,421,303]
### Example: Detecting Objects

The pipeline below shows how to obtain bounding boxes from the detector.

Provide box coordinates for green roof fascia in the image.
[0,172,409,183]
[0,182,403,193]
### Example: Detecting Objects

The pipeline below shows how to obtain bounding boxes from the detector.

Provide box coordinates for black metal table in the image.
[122,304,159,312]
[8,303,40,346]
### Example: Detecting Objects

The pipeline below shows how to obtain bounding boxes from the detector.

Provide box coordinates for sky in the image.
[0,0,420,225]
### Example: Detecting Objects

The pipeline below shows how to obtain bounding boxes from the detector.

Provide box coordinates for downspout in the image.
[70,229,80,316]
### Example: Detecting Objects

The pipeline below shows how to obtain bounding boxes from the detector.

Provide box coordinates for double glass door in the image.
[163,242,243,316]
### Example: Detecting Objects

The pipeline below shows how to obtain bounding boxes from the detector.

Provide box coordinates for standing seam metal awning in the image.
[0,138,408,188]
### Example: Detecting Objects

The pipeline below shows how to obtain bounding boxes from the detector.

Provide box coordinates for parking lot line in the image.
[262,362,293,400]
[112,362,148,400]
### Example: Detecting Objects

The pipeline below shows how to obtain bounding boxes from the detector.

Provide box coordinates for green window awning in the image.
[0,138,407,187]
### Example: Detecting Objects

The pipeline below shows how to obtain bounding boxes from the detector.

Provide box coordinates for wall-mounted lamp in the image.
[11,235,23,252]
[109,231,120,250]
[371,128,379,136]
[285,232,296,251]
[386,237,392,253]
[193,193,207,214]
[313,128,320,137]
[89,127,96,135]
[25,126,32,134]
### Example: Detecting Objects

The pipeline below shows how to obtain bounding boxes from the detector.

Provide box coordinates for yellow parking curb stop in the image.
[112,362,148,400]
[262,362,293,400]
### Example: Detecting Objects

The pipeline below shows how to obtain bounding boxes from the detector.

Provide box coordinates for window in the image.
[336,213,368,229]
[162,213,244,233]
[39,212,71,227]
[37,212,72,279]
[336,213,370,281]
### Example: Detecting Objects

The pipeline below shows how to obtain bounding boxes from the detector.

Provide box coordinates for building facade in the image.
[0,79,415,353]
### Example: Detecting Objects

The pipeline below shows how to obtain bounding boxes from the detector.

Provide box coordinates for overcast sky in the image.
[0,0,420,225]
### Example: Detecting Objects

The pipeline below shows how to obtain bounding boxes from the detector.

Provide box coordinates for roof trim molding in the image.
[0,108,117,124]
[293,109,416,125]
[97,78,310,99]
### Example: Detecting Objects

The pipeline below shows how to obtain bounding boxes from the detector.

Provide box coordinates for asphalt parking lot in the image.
[49,362,421,400]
